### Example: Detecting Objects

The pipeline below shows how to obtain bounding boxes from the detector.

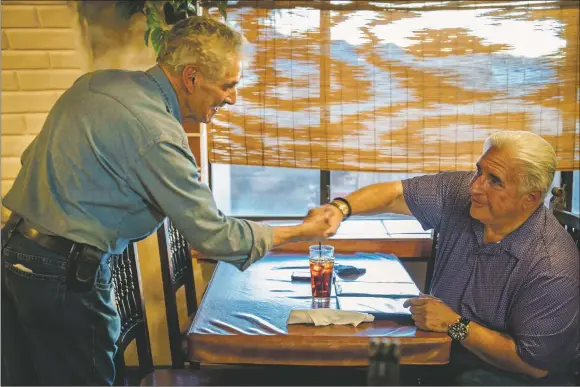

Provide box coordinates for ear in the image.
[181,65,199,93]
[524,191,542,209]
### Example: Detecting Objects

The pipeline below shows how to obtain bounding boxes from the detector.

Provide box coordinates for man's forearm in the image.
[272,225,308,247]
[344,181,412,216]
[462,321,548,378]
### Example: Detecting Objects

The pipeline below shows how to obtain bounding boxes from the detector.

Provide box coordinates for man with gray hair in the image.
[324,130,578,385]
[2,16,333,385]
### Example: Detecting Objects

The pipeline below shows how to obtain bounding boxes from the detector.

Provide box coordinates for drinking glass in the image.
[309,245,335,302]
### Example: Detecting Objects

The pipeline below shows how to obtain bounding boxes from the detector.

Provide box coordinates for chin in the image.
[470,205,489,223]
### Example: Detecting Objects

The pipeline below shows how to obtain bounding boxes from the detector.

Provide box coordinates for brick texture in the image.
[1,5,40,28]
[2,30,10,49]
[1,91,63,113]
[2,71,19,91]
[1,1,88,223]
[17,69,83,90]
[49,51,84,69]
[6,29,77,50]
[1,135,36,157]
[37,5,75,28]
[2,51,51,69]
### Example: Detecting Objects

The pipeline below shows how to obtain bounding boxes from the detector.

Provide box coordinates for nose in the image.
[469,172,484,195]
[224,87,237,105]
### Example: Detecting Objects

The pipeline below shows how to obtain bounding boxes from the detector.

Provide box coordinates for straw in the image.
[319,242,322,257]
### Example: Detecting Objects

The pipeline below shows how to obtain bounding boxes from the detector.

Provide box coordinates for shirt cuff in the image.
[236,220,274,271]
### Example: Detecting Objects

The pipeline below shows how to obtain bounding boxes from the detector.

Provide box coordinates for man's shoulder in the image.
[519,210,579,277]
[83,69,185,143]
[542,212,579,271]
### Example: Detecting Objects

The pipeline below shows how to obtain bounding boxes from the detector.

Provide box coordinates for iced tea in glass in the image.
[309,245,335,301]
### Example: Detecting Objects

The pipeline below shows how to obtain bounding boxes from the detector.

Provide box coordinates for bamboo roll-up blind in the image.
[207,0,579,172]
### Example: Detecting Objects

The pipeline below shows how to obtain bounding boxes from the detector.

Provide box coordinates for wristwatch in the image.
[447,316,470,341]
[329,197,351,220]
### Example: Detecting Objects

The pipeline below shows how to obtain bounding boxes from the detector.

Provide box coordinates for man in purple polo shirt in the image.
[324,131,578,385]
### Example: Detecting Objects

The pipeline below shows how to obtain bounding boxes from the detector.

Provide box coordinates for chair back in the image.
[157,219,198,369]
[112,243,154,386]
[553,209,580,248]
[553,209,580,386]
[367,338,400,386]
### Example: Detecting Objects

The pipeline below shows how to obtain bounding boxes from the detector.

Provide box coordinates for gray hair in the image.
[157,16,248,81]
[483,131,557,197]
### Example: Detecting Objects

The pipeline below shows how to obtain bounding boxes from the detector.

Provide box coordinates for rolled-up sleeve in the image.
[127,139,273,270]
[508,269,579,371]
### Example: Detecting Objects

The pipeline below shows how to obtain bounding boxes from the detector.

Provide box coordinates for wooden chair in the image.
[111,243,154,386]
[367,338,400,386]
[156,218,198,369]
[553,209,580,248]
[553,208,580,386]
[110,239,257,386]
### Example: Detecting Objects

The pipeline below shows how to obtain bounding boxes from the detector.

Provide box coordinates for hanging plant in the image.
[114,0,228,56]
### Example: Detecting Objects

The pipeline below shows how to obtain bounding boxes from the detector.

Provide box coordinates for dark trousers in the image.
[1,228,121,386]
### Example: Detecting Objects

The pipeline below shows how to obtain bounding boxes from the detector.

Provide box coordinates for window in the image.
[209,2,578,220]
[211,164,422,219]
[212,165,570,219]
[211,164,319,217]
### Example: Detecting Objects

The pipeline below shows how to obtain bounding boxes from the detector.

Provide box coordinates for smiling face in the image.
[178,56,241,124]
[469,146,540,228]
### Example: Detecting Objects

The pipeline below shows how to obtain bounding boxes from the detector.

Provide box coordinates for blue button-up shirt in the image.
[4,65,273,270]
[403,171,579,373]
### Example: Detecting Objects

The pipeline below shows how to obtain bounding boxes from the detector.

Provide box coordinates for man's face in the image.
[182,57,241,124]
[469,147,535,226]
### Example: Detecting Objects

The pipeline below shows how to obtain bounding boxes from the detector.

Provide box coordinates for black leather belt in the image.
[5,214,102,258]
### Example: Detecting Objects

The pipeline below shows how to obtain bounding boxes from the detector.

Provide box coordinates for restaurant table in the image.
[186,253,451,367]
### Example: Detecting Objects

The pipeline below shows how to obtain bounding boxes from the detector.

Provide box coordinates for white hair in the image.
[484,131,557,197]
[157,16,249,81]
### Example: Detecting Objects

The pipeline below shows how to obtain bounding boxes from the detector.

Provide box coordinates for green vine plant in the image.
[114,0,228,56]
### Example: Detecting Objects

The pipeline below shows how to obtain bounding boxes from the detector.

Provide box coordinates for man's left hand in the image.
[403,294,460,333]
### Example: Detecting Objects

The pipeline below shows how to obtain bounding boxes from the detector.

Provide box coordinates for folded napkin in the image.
[287,308,375,327]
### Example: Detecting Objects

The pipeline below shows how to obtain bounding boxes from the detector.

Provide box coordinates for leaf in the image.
[145,3,161,29]
[151,27,167,56]
[115,0,145,20]
[144,27,151,46]
[186,1,197,14]
[217,1,227,21]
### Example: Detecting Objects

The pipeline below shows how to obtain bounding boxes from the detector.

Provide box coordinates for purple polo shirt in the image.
[402,171,579,373]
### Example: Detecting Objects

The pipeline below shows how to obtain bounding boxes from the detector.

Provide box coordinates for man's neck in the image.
[483,209,537,244]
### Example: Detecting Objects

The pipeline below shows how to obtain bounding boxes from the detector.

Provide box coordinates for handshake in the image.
[298,200,349,242]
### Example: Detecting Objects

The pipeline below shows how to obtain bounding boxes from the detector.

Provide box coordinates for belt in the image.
[5,214,103,258]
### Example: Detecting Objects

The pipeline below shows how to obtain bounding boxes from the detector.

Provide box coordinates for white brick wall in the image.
[1,1,90,223]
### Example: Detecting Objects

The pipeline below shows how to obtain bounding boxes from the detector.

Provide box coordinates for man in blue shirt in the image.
[1,17,333,386]
[324,131,578,385]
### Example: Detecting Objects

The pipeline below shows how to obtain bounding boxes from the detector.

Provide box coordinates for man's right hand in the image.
[299,207,336,241]
[322,204,344,236]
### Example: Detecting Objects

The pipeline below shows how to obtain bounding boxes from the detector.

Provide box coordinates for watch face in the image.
[448,322,468,341]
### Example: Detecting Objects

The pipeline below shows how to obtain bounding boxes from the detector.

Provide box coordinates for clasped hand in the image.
[299,207,336,241]
[403,293,459,333]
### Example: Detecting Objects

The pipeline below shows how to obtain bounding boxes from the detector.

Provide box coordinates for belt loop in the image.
[1,215,22,250]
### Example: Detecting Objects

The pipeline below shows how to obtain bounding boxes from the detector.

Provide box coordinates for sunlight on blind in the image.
[207,0,579,172]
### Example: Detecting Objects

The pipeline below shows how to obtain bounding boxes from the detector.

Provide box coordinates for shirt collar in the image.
[471,204,545,260]
[146,65,182,123]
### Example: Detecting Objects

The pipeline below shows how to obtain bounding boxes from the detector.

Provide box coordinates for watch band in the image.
[331,197,352,218]
[329,201,349,220]
[459,316,471,326]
